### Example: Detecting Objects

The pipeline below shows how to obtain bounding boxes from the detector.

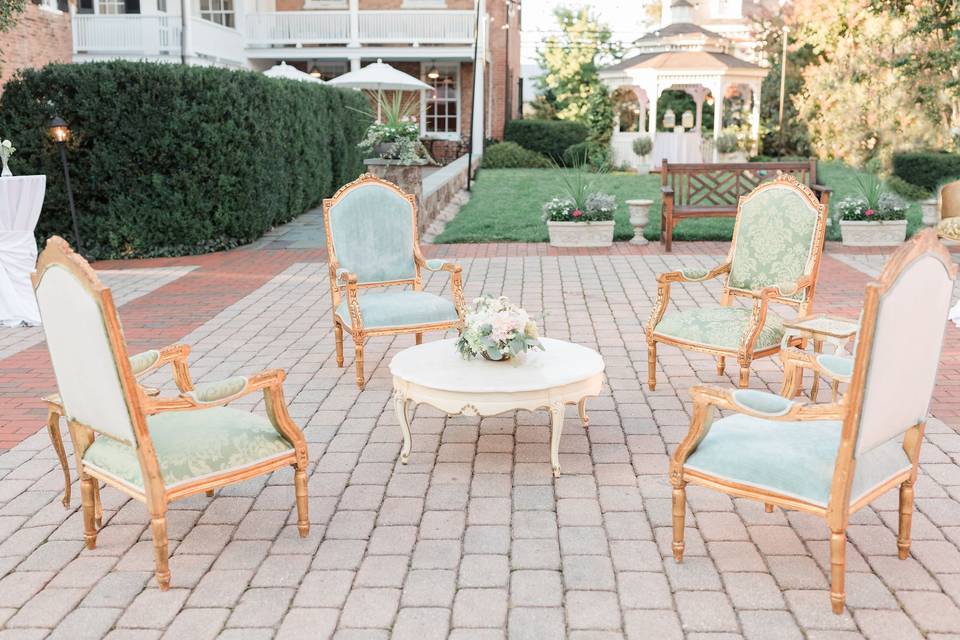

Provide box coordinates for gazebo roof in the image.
[602,50,762,73]
[634,22,724,42]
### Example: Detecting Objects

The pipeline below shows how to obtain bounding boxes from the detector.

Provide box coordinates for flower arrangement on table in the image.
[456,295,544,362]
[836,173,907,222]
[0,139,15,177]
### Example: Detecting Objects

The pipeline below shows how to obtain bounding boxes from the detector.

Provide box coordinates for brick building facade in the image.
[0,2,72,90]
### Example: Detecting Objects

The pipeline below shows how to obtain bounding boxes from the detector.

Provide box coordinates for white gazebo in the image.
[599,13,768,168]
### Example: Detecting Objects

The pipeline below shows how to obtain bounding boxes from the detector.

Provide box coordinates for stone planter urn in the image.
[719,151,748,163]
[920,197,939,226]
[547,221,615,248]
[839,219,908,247]
[625,199,653,245]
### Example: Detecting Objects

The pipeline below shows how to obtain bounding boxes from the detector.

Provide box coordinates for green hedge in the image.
[891,151,960,192]
[481,142,551,169]
[0,61,370,259]
[503,119,588,163]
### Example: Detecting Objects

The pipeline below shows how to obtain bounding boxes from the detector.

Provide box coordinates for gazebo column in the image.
[683,85,709,132]
[712,84,725,162]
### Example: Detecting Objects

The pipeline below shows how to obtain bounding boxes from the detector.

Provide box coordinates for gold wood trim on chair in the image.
[322,173,465,389]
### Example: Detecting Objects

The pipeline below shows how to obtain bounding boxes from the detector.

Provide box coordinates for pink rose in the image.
[572,209,582,218]
[865,208,875,216]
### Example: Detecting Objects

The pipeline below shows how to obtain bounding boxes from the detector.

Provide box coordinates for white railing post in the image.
[348,0,360,47]
[181,0,194,64]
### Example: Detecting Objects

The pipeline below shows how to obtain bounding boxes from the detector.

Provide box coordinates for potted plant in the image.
[838,173,908,246]
[542,163,617,248]
[357,92,430,164]
[715,131,746,163]
[456,295,544,362]
[632,135,653,174]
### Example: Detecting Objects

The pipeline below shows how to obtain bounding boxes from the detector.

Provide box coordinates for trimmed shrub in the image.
[562,142,610,171]
[0,61,370,259]
[481,142,551,169]
[503,119,588,162]
[891,151,960,192]
[886,175,931,201]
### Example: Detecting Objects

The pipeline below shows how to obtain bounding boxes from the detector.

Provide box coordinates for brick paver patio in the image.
[1,214,960,639]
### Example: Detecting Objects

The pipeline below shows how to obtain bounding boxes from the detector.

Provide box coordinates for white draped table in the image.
[0,175,45,326]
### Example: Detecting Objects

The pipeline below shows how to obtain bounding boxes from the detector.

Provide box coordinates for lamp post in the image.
[48,117,83,255]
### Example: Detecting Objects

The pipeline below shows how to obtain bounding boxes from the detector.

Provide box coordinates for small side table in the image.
[389,337,605,477]
[781,314,859,401]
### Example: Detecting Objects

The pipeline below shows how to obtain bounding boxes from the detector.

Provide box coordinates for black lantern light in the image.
[48,116,83,255]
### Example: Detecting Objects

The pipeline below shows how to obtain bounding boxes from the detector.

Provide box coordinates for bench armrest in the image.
[661,186,674,196]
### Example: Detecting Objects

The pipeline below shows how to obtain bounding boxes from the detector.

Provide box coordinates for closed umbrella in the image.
[327,58,431,121]
[263,62,325,84]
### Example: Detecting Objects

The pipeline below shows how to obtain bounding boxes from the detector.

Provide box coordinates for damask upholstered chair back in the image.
[844,234,956,459]
[32,236,144,448]
[323,174,417,285]
[726,176,826,306]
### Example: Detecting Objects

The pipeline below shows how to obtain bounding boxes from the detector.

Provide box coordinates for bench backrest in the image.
[661,159,817,210]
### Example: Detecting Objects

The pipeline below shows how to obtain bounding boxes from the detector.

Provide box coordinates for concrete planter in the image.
[625,199,653,245]
[719,151,748,163]
[839,219,907,247]
[921,198,939,226]
[547,220,615,248]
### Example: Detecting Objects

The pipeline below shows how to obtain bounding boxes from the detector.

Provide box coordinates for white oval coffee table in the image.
[389,337,605,477]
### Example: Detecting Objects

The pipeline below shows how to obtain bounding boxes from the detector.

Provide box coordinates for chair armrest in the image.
[689,385,846,421]
[661,185,674,196]
[143,369,287,414]
[810,183,832,194]
[335,268,357,286]
[419,257,461,273]
[657,262,731,284]
[752,275,814,299]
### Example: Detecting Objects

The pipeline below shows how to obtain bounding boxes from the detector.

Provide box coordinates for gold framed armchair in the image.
[323,173,465,389]
[647,174,828,390]
[32,237,310,590]
[669,230,956,613]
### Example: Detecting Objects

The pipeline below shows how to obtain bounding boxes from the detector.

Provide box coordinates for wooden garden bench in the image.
[659,158,831,251]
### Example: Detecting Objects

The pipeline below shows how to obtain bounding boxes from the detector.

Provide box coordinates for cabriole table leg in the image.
[549,401,565,478]
[577,397,589,428]
[394,392,412,464]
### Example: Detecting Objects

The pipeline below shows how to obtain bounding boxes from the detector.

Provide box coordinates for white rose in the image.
[0,140,10,148]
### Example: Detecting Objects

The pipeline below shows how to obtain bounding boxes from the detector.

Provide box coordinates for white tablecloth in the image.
[0,175,45,326]
[653,132,703,167]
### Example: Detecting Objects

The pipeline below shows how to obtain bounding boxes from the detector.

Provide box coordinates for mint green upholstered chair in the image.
[33,237,311,591]
[647,174,828,390]
[323,173,465,389]
[669,230,957,614]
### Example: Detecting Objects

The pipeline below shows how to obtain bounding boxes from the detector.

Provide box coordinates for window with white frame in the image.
[422,63,459,138]
[98,0,125,14]
[200,0,235,28]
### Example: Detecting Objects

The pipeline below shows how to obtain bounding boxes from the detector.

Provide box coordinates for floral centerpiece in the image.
[357,93,430,165]
[0,139,15,177]
[456,295,544,362]
[838,172,908,247]
[542,161,617,247]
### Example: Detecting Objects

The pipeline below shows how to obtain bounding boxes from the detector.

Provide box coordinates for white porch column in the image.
[348,0,360,47]
[350,56,361,71]
[180,0,193,65]
[749,83,762,155]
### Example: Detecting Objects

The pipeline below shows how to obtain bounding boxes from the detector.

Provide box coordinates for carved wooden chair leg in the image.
[831,380,840,402]
[150,508,171,591]
[897,480,914,559]
[294,465,310,538]
[672,482,686,562]
[80,476,98,550]
[738,366,750,388]
[647,341,657,391]
[46,407,71,508]
[415,333,422,345]
[93,481,103,528]
[334,323,344,367]
[354,338,366,390]
[810,338,823,402]
[205,490,215,497]
[829,529,847,614]
[716,356,725,376]
[765,503,774,513]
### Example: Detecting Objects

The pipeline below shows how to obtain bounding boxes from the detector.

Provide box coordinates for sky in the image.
[519,0,656,64]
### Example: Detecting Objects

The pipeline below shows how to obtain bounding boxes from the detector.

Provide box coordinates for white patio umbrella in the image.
[327,59,432,121]
[263,62,325,84]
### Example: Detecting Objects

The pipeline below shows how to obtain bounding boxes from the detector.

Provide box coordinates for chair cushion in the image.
[83,407,294,491]
[817,354,853,380]
[685,412,912,507]
[336,290,459,329]
[937,217,960,241]
[654,307,785,352]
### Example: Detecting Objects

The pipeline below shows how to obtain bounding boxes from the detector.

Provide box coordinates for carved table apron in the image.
[389,338,605,477]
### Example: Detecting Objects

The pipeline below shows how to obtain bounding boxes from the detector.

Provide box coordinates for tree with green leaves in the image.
[532,6,623,131]
[869,0,960,135]
[0,0,25,33]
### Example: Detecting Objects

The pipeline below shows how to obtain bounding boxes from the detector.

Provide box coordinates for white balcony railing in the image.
[245,11,351,46]
[244,10,474,47]
[73,14,181,55]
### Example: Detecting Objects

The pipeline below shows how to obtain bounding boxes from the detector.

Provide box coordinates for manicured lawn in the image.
[434,161,923,244]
